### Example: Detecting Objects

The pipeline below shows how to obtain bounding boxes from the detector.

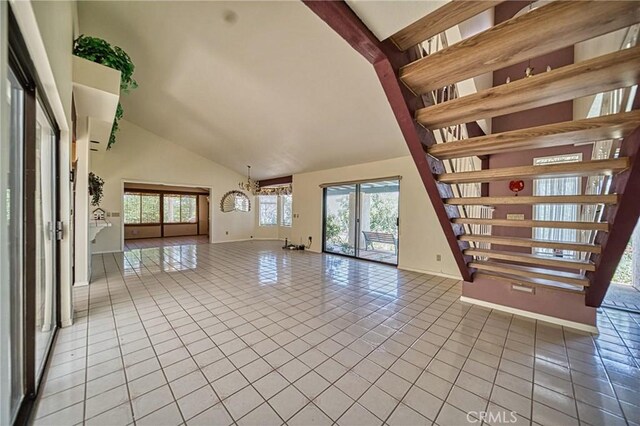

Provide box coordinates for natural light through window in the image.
[164,194,197,223]
[281,194,292,227]
[124,192,161,224]
[259,195,278,226]
[533,153,582,258]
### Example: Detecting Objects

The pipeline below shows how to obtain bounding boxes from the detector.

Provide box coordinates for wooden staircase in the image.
[304,0,640,307]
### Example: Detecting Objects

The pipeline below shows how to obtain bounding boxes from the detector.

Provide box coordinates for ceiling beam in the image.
[390,1,503,52]
[416,46,640,129]
[303,0,473,282]
[258,175,293,187]
[428,111,640,160]
[400,1,640,95]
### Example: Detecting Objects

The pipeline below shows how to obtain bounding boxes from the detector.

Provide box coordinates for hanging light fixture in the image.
[238,165,260,194]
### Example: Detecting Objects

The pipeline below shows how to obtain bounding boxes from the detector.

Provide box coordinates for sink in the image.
[89,220,111,242]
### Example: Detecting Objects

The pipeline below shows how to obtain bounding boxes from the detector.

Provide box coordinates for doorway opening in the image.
[604,219,640,312]
[122,182,210,249]
[322,179,400,265]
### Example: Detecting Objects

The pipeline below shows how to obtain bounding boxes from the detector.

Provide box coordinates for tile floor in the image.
[124,235,209,250]
[33,240,640,425]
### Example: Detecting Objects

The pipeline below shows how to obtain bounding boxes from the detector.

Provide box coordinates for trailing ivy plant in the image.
[88,172,105,206]
[73,35,138,149]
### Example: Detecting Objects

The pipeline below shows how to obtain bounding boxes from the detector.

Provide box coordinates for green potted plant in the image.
[88,172,105,206]
[73,35,138,149]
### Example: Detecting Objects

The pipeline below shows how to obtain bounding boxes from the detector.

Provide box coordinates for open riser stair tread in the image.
[459,234,602,253]
[428,111,640,160]
[452,218,609,231]
[400,1,640,95]
[390,1,504,51]
[445,194,618,206]
[470,260,589,286]
[437,157,629,184]
[415,45,640,129]
[464,248,596,271]
[474,271,586,294]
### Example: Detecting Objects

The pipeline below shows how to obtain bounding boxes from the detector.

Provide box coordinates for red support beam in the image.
[303,0,472,281]
[586,124,640,307]
[258,175,293,187]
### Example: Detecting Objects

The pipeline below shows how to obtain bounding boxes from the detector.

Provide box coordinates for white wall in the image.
[90,120,255,253]
[291,156,461,278]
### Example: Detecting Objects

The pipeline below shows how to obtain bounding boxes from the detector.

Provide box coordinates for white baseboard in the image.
[74,281,89,287]
[460,296,598,334]
[61,317,74,327]
[399,265,462,280]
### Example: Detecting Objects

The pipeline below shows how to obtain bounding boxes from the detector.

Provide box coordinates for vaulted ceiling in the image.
[78,1,412,180]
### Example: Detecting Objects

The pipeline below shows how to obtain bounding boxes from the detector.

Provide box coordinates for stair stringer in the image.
[303,0,473,281]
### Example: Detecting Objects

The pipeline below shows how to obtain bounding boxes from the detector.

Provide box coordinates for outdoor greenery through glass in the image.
[124,193,160,224]
[259,195,278,226]
[164,194,197,223]
[281,195,292,227]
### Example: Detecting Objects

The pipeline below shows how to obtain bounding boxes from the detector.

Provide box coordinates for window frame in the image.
[163,193,198,224]
[123,189,201,227]
[123,192,161,225]
[258,195,278,227]
[280,194,292,227]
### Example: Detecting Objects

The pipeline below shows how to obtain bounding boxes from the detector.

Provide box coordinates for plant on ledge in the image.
[73,35,138,149]
[88,172,105,206]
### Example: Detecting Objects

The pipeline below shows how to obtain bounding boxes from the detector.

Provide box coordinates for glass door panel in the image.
[357,180,399,265]
[324,185,357,256]
[34,103,57,382]
[6,66,26,423]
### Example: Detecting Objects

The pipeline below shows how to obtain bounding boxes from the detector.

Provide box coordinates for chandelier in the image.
[238,165,260,194]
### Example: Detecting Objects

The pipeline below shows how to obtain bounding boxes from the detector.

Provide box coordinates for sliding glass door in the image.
[34,103,58,380]
[323,179,399,265]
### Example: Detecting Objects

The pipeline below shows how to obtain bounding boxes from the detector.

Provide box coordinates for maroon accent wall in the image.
[463,2,598,326]
[488,2,583,253]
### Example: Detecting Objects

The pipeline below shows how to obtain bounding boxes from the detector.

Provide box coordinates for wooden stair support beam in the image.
[429,111,640,160]
[438,158,629,184]
[416,46,640,129]
[453,218,609,232]
[465,248,595,271]
[470,261,589,287]
[400,1,640,94]
[460,235,601,253]
[445,194,618,206]
[303,1,473,282]
[390,1,503,51]
[474,272,585,294]
[587,125,640,307]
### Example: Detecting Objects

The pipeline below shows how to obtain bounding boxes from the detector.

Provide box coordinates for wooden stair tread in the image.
[465,248,595,271]
[474,271,586,294]
[453,218,608,232]
[390,1,503,51]
[470,260,589,286]
[438,158,629,184]
[400,1,640,94]
[460,234,601,253]
[428,111,640,160]
[415,46,640,129]
[445,195,618,206]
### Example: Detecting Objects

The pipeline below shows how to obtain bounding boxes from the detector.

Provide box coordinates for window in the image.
[281,195,292,227]
[533,153,582,258]
[124,192,161,224]
[259,195,278,226]
[164,194,197,223]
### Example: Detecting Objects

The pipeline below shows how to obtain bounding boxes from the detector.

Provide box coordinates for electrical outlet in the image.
[225,231,229,235]
[308,236,312,243]
[436,254,441,261]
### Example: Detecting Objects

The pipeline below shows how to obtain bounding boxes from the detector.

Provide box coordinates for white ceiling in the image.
[78,1,409,180]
